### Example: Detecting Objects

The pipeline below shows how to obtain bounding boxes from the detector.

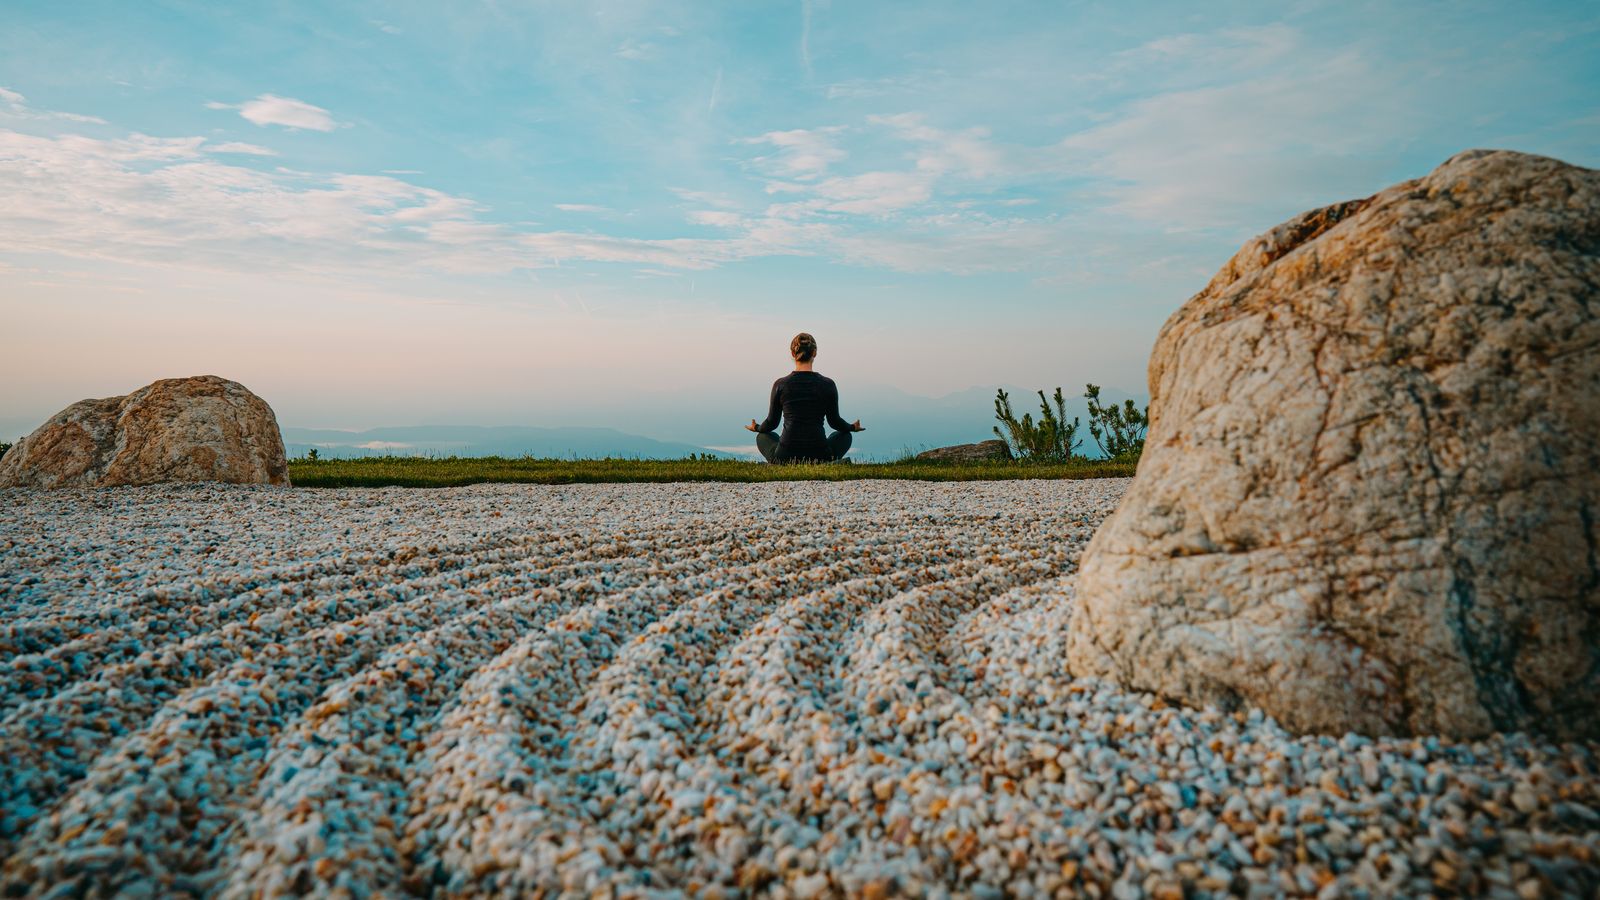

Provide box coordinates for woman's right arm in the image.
[756,380,783,433]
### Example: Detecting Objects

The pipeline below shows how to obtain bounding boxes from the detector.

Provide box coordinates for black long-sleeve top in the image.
[758,371,850,460]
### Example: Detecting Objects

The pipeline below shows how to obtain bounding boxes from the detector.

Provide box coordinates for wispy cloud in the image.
[746,112,1018,221]
[686,210,742,227]
[823,73,931,100]
[810,170,933,215]
[0,86,1192,287]
[669,187,739,209]
[1116,24,1300,81]
[869,113,1003,178]
[209,94,339,131]
[1056,45,1409,227]
[615,39,656,60]
[0,110,796,278]
[0,86,107,125]
[207,141,277,156]
[740,126,846,178]
[799,0,817,80]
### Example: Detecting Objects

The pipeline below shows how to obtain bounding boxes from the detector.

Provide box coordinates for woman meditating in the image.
[746,332,864,463]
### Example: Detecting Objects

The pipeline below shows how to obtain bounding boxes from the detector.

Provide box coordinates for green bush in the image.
[993,387,1082,462]
[1085,383,1149,460]
[0,440,11,461]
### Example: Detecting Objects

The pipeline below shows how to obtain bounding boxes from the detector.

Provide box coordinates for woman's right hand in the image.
[745,419,760,432]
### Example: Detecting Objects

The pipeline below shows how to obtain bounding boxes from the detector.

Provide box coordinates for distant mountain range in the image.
[279,382,1147,461]
[281,425,731,460]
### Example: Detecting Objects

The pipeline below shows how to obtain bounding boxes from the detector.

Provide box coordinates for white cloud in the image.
[212,94,339,132]
[1118,24,1299,78]
[740,113,1021,222]
[810,170,933,215]
[669,187,738,209]
[517,231,769,271]
[0,92,1090,285]
[740,127,847,178]
[823,74,930,100]
[52,111,108,125]
[0,124,798,278]
[615,39,656,60]
[1056,50,1407,227]
[208,141,278,156]
[687,210,742,227]
[799,0,815,80]
[831,220,1061,274]
[869,113,1003,178]
[0,87,107,125]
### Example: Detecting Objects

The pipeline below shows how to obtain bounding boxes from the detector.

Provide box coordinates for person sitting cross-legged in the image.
[745,332,864,463]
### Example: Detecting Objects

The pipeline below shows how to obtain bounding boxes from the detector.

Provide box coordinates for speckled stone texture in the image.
[2,481,1597,898]
[0,375,289,488]
[1070,149,1600,740]
[916,440,1012,462]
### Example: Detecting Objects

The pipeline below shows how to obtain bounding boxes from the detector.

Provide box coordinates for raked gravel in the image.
[0,479,1596,899]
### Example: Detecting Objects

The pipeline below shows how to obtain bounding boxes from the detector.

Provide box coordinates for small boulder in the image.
[915,439,1012,463]
[0,376,290,488]
[1069,150,1600,739]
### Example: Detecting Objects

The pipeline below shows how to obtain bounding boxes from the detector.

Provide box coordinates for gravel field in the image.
[1,480,1597,899]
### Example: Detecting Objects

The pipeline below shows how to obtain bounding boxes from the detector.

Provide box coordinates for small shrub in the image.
[0,440,12,461]
[1084,384,1149,460]
[993,387,1082,463]
[892,444,929,463]
[306,448,319,461]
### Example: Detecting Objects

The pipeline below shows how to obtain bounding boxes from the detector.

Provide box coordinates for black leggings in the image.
[756,430,852,463]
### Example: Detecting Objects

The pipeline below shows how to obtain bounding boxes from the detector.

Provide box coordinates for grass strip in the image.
[287,456,1136,488]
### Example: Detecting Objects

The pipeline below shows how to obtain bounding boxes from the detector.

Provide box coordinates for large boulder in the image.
[0,376,290,488]
[1069,150,1600,739]
[916,439,1012,462]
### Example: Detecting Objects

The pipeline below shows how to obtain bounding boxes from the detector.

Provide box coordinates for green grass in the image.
[287,455,1137,488]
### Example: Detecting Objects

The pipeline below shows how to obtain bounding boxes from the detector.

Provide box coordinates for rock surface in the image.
[0,376,289,488]
[916,439,1012,462]
[1069,149,1600,740]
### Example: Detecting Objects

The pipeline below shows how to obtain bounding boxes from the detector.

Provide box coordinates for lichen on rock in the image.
[0,375,289,488]
[1069,149,1600,740]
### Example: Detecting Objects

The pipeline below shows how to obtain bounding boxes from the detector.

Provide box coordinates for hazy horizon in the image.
[1,378,1147,461]
[3,1,1596,449]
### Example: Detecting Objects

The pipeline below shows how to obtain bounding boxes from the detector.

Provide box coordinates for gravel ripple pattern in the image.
[1,480,1597,898]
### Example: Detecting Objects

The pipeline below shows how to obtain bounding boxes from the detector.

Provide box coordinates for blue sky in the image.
[1,1,1596,449]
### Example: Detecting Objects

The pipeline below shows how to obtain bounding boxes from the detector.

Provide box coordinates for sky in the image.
[1,0,1597,450]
